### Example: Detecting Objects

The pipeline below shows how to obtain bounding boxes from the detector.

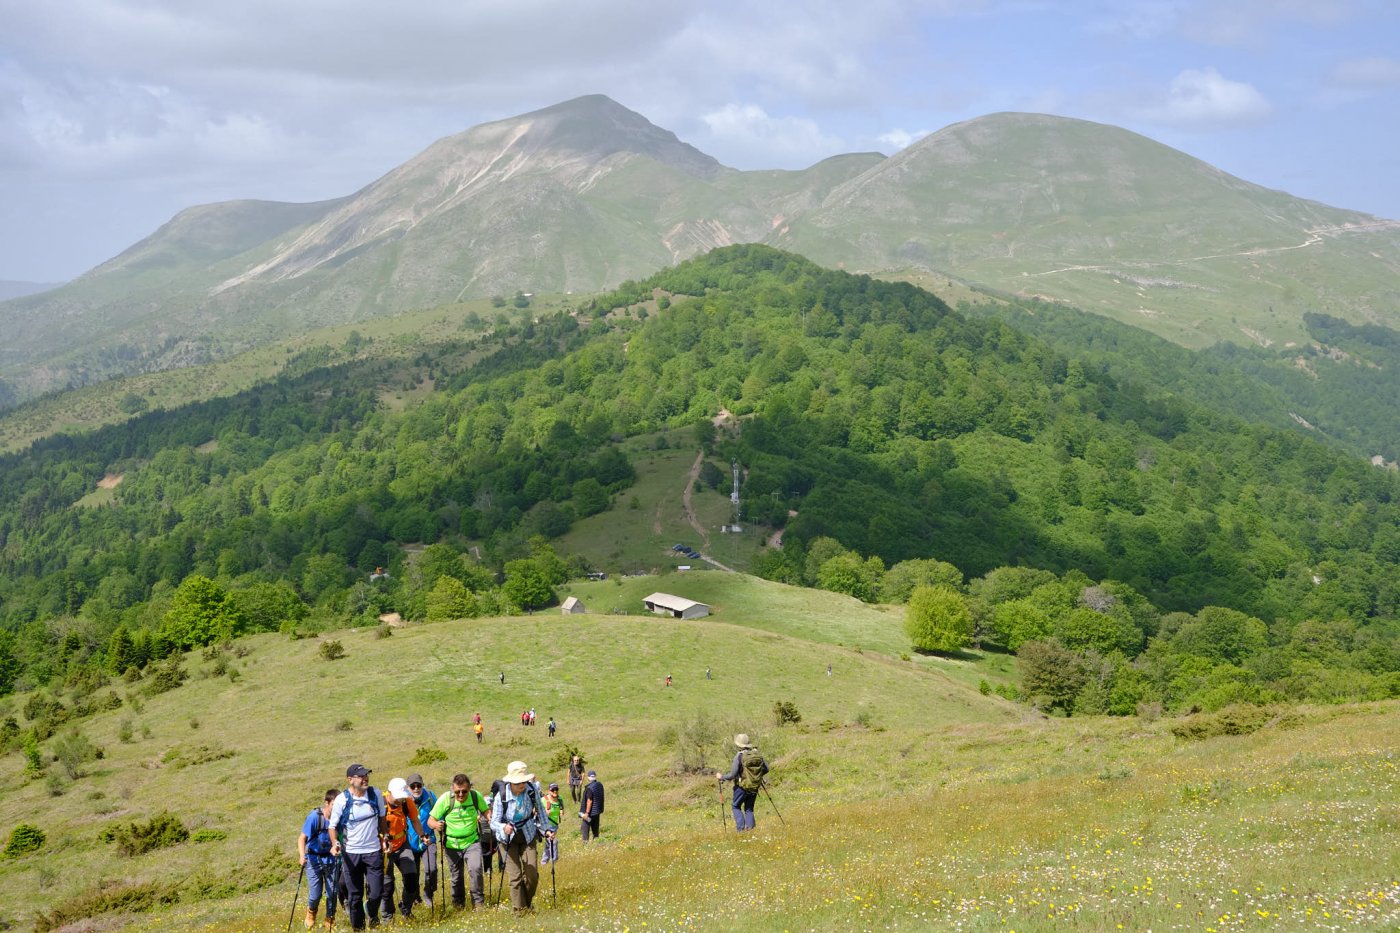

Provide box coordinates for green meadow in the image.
[2,579,1398,931]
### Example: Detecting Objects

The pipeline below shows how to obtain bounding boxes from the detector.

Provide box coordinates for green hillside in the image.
[1,590,1397,930]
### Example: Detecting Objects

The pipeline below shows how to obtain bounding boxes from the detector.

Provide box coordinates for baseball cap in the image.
[346,763,371,778]
[406,773,424,787]
[548,782,559,790]
[587,770,596,778]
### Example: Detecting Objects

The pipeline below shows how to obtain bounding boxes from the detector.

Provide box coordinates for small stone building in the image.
[561,596,586,615]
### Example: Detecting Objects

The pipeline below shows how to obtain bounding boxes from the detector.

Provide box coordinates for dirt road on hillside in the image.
[681,450,735,572]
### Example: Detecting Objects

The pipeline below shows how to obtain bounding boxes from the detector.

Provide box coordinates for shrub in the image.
[53,729,103,779]
[142,659,188,697]
[100,812,188,856]
[548,743,585,773]
[319,641,346,662]
[34,880,180,932]
[4,823,45,858]
[336,719,353,732]
[191,829,227,843]
[1169,704,1300,741]
[772,700,802,725]
[408,746,448,766]
[374,624,393,640]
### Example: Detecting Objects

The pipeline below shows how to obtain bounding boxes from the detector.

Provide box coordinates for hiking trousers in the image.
[731,786,758,831]
[418,839,438,903]
[444,841,485,907]
[341,850,384,930]
[306,856,338,919]
[502,833,541,911]
[569,781,581,803]
[382,847,419,918]
[581,813,601,841]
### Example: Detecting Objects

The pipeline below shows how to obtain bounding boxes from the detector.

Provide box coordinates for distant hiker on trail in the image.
[474,711,481,725]
[381,777,429,921]
[500,671,506,685]
[328,763,387,931]
[406,774,438,911]
[579,769,605,841]
[567,755,585,803]
[542,782,563,864]
[490,760,556,912]
[665,673,673,687]
[547,717,556,737]
[298,789,339,930]
[706,667,712,680]
[718,734,768,832]
[474,720,484,743]
[529,707,536,725]
[827,663,832,676]
[428,773,491,910]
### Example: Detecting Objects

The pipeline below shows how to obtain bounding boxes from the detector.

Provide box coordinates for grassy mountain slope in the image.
[1,597,1397,930]
[0,97,874,402]
[7,99,1398,413]
[778,112,1400,348]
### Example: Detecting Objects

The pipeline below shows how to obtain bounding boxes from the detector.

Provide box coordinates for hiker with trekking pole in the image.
[296,789,341,930]
[328,764,388,931]
[427,773,492,911]
[404,774,439,913]
[490,760,556,912]
[717,733,769,832]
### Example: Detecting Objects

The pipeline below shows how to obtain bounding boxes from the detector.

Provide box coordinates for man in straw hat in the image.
[717,733,768,832]
[489,760,556,911]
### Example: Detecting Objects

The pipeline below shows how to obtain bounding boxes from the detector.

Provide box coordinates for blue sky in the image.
[0,0,1396,282]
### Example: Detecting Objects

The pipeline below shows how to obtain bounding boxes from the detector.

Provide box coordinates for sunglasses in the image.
[409,784,423,789]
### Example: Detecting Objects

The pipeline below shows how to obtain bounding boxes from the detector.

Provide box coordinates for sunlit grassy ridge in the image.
[3,577,1398,931]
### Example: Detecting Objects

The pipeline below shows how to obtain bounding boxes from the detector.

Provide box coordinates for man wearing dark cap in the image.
[579,769,604,842]
[328,764,387,930]
[405,773,438,911]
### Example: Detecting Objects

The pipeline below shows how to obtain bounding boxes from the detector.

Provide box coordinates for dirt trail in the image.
[682,451,709,548]
[1026,220,1400,279]
[681,450,736,572]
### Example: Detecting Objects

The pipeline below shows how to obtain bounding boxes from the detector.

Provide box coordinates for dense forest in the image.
[3,245,1400,732]
[965,297,1400,463]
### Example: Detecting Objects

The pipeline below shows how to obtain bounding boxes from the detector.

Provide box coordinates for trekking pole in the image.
[718,779,728,832]
[437,838,446,919]
[759,780,787,826]
[551,854,556,907]
[286,861,305,933]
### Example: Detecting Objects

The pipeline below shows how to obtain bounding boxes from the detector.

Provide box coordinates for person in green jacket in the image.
[427,773,490,909]
[541,782,562,864]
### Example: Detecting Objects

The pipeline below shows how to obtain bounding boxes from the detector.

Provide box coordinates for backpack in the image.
[443,790,495,857]
[336,786,382,837]
[737,750,768,792]
[306,809,332,856]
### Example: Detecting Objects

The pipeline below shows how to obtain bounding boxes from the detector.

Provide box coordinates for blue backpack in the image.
[335,786,382,839]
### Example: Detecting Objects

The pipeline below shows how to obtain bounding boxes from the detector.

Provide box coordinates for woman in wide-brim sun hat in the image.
[489,760,555,911]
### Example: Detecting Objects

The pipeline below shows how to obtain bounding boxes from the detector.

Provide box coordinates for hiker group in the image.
[292,734,771,929]
[295,759,607,930]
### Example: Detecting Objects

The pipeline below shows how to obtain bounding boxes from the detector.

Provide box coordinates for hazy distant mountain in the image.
[776,112,1400,349]
[0,280,61,301]
[2,96,1396,403]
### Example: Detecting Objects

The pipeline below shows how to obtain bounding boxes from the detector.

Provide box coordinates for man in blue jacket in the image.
[405,773,439,910]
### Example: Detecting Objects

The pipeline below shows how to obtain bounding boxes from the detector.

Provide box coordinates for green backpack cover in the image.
[738,751,767,791]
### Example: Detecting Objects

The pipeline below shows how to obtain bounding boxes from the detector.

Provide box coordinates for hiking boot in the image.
[305,906,317,929]
[323,916,335,931]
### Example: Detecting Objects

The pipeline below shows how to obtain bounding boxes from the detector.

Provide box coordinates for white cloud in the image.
[700,103,844,168]
[1139,67,1273,127]
[876,128,929,151]
[1331,56,1400,88]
